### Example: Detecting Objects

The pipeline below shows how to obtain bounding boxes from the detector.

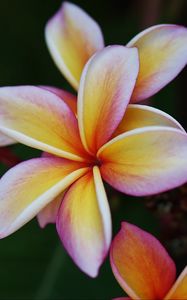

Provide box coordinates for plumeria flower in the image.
[110,222,187,300]
[1,46,187,278]
[1,1,187,147]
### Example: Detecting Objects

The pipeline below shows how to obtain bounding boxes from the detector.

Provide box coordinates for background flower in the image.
[110,222,187,300]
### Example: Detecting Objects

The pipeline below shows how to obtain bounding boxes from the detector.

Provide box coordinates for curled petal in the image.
[0,86,88,162]
[40,86,77,115]
[110,222,176,300]
[165,266,187,300]
[127,24,187,102]
[113,104,185,138]
[37,192,64,228]
[78,46,139,154]
[57,167,112,277]
[98,127,187,196]
[0,157,88,237]
[45,2,104,89]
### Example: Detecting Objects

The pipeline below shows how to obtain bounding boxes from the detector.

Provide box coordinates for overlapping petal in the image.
[0,157,88,237]
[78,46,139,154]
[37,192,64,228]
[110,222,176,300]
[98,127,187,196]
[45,1,104,89]
[0,86,88,161]
[127,25,187,102]
[40,86,77,115]
[56,166,111,277]
[113,104,185,138]
[165,266,187,300]
[0,132,16,146]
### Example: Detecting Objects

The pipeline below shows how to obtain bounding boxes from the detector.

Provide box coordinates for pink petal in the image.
[78,46,139,154]
[40,86,77,115]
[112,104,185,138]
[45,2,104,89]
[37,192,64,228]
[98,127,187,196]
[0,133,16,146]
[127,24,187,102]
[110,222,176,299]
[56,167,111,277]
[0,86,88,161]
[0,157,88,237]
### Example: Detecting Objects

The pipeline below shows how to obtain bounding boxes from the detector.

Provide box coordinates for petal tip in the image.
[56,217,105,278]
[128,24,187,102]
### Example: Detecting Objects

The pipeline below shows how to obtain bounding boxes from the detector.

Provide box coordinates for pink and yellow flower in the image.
[0,2,187,278]
[110,222,187,300]
[0,45,187,277]
[1,1,187,170]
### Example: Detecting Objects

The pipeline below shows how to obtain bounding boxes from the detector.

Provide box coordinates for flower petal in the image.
[56,166,112,277]
[127,25,187,102]
[0,157,88,237]
[165,266,187,300]
[98,127,187,196]
[40,86,77,115]
[45,2,104,89]
[110,222,176,300]
[78,46,139,154]
[113,104,185,138]
[0,86,88,162]
[0,132,16,146]
[37,192,64,228]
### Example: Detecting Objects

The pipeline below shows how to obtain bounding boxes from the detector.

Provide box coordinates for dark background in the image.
[0,1,187,299]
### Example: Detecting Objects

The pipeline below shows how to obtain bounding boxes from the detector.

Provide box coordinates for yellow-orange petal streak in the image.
[0,157,88,237]
[99,127,187,196]
[78,46,139,154]
[165,266,187,300]
[112,104,185,138]
[0,86,88,161]
[56,167,111,277]
[110,222,176,300]
[45,2,104,90]
[127,24,187,102]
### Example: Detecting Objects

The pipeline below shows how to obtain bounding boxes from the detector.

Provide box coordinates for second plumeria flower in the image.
[0,46,187,277]
[110,222,187,299]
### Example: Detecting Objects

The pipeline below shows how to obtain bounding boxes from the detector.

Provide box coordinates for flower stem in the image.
[35,244,64,300]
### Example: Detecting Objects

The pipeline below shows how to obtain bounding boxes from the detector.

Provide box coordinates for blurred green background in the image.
[0,0,187,299]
